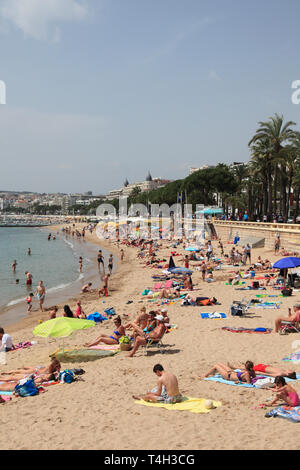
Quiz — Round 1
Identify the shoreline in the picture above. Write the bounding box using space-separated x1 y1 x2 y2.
2 223 122 334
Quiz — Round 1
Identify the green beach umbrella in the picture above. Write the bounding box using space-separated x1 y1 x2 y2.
33 317 96 351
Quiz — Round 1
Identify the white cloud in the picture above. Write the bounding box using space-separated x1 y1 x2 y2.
0 0 90 42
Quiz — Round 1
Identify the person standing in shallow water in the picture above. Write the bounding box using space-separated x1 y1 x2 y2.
36 280 46 312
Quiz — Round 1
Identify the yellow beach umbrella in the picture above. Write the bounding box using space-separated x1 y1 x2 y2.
33 317 96 351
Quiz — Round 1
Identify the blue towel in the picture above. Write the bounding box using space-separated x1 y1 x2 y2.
201 313 226 319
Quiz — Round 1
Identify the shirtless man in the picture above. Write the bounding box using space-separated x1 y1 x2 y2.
133 364 182 404
124 306 149 330
36 280 46 312
25 271 33 287
128 315 166 357
275 304 300 333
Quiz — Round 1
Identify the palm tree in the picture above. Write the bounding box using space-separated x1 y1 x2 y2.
249 113 296 220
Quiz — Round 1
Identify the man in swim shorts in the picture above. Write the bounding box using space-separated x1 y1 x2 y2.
35 281 46 312
133 364 182 404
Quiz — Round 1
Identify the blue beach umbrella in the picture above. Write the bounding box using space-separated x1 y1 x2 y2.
273 257 300 269
195 208 223 215
168 267 193 275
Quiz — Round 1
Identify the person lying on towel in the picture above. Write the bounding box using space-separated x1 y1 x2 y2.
183 294 218 306
200 361 256 384
133 364 183 404
227 361 296 380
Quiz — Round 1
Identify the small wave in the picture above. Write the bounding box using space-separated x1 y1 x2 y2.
7 297 26 307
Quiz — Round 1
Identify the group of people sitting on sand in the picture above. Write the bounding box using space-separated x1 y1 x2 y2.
83 306 170 357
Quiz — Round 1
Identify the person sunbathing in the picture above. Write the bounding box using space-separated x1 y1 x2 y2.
143 287 181 300
262 376 300 407
133 363 182 404
200 361 256 384
183 294 218 306
274 304 300 333
128 315 166 357
84 315 125 347
0 358 61 382
227 361 296 379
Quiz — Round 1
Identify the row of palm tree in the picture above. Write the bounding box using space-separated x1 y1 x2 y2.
226 113 300 222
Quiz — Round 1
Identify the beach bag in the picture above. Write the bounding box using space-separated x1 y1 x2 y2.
231 304 243 316
282 287 292 297
104 307 116 317
14 378 39 397
59 369 75 384
86 312 105 323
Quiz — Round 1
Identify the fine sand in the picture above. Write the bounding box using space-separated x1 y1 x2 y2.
0 224 299 450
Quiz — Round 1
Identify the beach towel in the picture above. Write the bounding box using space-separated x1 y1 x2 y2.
135 396 221 414
265 406 300 422
89 344 120 351
51 348 119 362
282 350 300 362
252 302 281 309
222 327 272 334
201 313 227 319
153 283 163 290
0 394 12 401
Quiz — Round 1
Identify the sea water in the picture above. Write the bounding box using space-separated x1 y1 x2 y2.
0 227 103 322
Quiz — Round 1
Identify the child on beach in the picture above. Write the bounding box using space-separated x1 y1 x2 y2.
79 257 83 273
26 293 34 313
263 376 300 407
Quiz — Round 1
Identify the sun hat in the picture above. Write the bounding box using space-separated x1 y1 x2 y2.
155 315 164 321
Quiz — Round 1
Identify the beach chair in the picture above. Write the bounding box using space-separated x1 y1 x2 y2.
280 312 300 335
142 330 167 355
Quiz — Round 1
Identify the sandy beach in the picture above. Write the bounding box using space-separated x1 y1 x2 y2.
1 224 300 450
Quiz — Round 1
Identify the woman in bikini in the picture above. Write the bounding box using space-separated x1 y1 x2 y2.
200 361 256 384
84 316 125 347
129 311 157 340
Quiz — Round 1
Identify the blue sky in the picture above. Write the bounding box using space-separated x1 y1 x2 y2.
0 0 300 194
